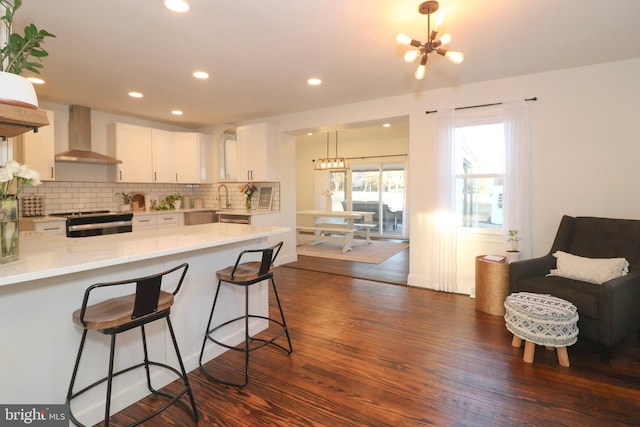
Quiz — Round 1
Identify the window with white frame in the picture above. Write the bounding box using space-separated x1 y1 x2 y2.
454 108 505 230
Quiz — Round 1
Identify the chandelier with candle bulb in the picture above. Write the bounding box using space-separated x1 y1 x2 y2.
396 1 464 79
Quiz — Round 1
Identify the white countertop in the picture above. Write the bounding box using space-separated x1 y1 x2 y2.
134 208 277 216
0 223 288 287
19 208 279 222
216 209 278 216
133 208 212 215
19 215 66 223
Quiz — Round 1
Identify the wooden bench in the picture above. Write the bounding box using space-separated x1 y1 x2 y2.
296 225 358 253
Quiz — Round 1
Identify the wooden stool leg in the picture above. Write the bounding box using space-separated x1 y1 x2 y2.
511 335 522 348
556 346 570 367
523 341 535 363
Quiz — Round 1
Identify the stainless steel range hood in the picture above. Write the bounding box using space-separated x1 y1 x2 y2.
55 105 122 164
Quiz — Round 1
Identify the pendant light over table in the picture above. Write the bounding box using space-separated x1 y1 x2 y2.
314 131 349 171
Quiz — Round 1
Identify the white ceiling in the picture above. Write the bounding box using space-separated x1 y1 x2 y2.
15 0 640 129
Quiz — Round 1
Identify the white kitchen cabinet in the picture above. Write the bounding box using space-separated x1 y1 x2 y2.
156 212 183 228
199 133 215 183
13 109 56 181
132 214 156 230
19 217 66 235
151 129 175 183
109 124 207 184
152 131 200 183
133 212 183 231
174 132 200 183
236 122 277 181
108 123 153 183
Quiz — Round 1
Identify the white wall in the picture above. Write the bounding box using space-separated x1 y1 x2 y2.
244 58 640 295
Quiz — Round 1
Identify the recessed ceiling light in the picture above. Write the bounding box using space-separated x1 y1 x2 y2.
307 78 322 86
164 0 189 13
193 71 209 79
27 77 44 84
128 91 143 98
307 132 313 136
171 110 184 116
382 123 391 128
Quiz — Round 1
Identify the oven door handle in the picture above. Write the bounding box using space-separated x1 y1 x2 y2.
68 220 133 232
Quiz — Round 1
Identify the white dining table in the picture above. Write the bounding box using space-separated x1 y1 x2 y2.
296 210 374 252
297 209 373 225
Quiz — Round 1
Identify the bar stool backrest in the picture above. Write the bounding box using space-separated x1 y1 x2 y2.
230 241 283 282
77 263 189 328
132 275 163 319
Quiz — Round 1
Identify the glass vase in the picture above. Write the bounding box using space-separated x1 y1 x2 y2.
0 199 19 264
245 197 252 211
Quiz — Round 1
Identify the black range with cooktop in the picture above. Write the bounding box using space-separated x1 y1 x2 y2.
49 211 133 237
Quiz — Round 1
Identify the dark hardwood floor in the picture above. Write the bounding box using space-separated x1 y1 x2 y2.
107 261 640 426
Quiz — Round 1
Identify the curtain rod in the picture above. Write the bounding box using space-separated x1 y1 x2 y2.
312 154 407 163
424 97 538 115
346 154 407 160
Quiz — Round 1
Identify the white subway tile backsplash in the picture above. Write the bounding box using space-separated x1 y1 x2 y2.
21 181 279 215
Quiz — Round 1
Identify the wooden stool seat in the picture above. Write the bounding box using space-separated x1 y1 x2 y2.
72 291 174 330
216 261 273 283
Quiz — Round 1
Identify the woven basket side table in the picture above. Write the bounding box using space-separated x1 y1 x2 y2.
475 255 510 316
504 292 579 367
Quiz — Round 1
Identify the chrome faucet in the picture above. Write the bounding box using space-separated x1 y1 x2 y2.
218 184 231 209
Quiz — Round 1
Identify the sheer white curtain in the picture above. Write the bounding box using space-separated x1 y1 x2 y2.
430 109 458 292
502 100 532 259
314 170 332 211
428 101 531 291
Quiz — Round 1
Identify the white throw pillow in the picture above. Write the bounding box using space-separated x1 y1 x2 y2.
547 251 629 285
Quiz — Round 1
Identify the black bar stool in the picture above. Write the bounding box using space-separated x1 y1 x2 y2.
66 263 199 426
199 241 292 387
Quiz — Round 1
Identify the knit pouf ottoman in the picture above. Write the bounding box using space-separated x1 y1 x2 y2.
504 292 579 367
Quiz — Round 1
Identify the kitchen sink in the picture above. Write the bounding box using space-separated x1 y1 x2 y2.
184 210 218 225
218 212 251 224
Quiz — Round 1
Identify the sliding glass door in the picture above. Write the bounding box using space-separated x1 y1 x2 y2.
345 161 406 238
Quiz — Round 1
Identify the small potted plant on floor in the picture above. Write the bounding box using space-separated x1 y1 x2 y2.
506 229 521 263
0 0 55 108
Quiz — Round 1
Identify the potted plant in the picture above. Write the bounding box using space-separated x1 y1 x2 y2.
0 159 41 263
0 0 55 108
156 194 182 210
506 229 521 263
240 182 257 210
170 193 183 210
115 192 133 212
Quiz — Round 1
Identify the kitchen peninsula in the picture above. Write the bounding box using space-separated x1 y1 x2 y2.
0 223 288 425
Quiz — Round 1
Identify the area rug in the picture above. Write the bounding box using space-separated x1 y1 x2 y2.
296 240 409 264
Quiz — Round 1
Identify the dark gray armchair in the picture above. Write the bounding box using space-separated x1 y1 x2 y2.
509 215 640 362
